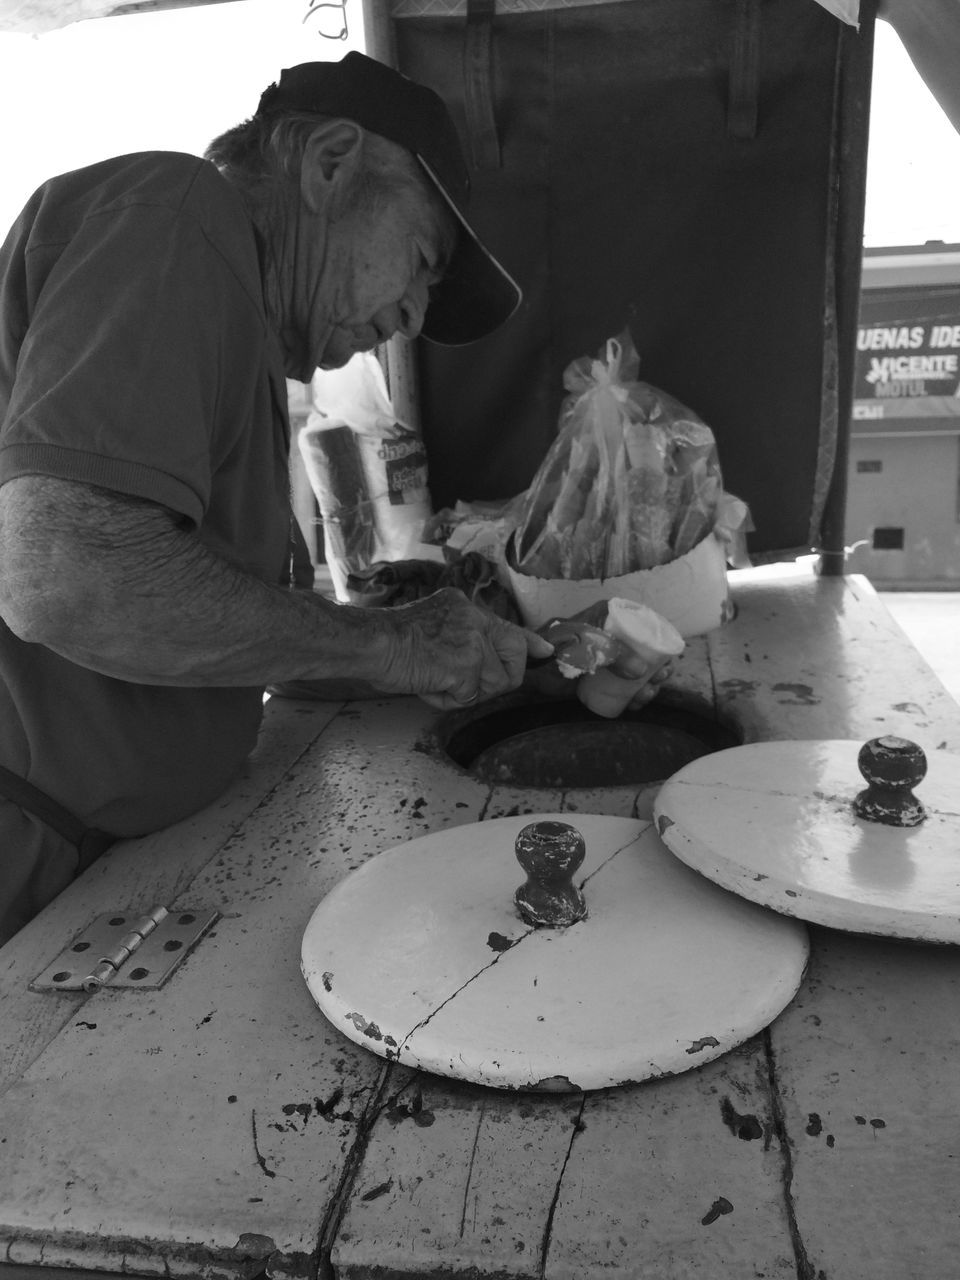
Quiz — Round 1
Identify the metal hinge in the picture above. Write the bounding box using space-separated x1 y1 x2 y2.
30 905 219 993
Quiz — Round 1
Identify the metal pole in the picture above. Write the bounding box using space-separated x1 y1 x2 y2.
819 3 876 576
361 0 396 65
361 0 423 427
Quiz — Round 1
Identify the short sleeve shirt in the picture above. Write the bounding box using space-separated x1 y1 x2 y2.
0 152 293 833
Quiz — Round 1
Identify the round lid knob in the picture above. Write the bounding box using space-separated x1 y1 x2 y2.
514 821 587 928
853 736 927 828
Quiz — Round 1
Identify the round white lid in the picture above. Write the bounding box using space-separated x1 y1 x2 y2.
654 739 960 943
301 813 809 1092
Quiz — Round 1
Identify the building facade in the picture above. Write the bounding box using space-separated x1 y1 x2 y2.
846 244 960 586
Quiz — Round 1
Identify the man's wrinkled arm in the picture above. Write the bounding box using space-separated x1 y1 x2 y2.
0 475 549 706
0 474 383 687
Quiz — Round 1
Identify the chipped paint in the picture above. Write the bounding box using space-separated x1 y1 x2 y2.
345 1013 383 1041
385 1090 436 1126
514 820 587 928
720 1097 764 1140
531 1074 581 1093
772 682 820 705
853 735 928 827
234 1232 277 1260
718 678 760 694
360 1179 393 1202
0 1225 315 1280
486 931 515 952
686 1036 721 1055
701 1196 734 1225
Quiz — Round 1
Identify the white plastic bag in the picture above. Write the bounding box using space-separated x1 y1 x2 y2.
299 353 433 601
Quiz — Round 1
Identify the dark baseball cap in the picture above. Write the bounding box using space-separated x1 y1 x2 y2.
256 52 521 345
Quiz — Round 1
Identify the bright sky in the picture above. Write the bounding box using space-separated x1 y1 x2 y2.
0 0 364 234
0 7 958 247
865 20 960 246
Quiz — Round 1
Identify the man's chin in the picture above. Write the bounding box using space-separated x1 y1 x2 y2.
318 334 367 371
319 332 386 371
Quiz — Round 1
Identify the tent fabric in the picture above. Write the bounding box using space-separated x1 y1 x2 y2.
0 0 860 35
1 0 144 33
0 0 238 33
391 0 858 20
395 0 858 555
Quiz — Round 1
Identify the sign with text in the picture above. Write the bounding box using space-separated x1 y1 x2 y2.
854 297 960 432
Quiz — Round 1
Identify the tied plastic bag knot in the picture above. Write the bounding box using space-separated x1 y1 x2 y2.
565 334 633 398
586 354 630 402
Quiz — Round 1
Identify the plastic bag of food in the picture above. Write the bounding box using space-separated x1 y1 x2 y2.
512 330 738 579
298 353 433 601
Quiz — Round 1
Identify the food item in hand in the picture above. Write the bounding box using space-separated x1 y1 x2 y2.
539 618 621 678
602 598 685 669
539 598 684 681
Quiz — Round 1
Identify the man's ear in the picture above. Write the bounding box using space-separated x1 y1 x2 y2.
300 119 365 211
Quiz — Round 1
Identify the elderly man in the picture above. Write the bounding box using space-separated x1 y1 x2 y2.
0 53 659 945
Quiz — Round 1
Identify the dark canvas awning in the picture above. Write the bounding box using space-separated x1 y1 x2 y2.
0 0 859 37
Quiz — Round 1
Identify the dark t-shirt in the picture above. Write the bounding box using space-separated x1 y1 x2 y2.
0 152 292 834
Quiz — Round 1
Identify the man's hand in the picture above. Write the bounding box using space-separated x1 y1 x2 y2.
368 587 554 709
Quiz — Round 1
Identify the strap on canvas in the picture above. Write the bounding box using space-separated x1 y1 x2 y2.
464 0 502 169
728 0 762 139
